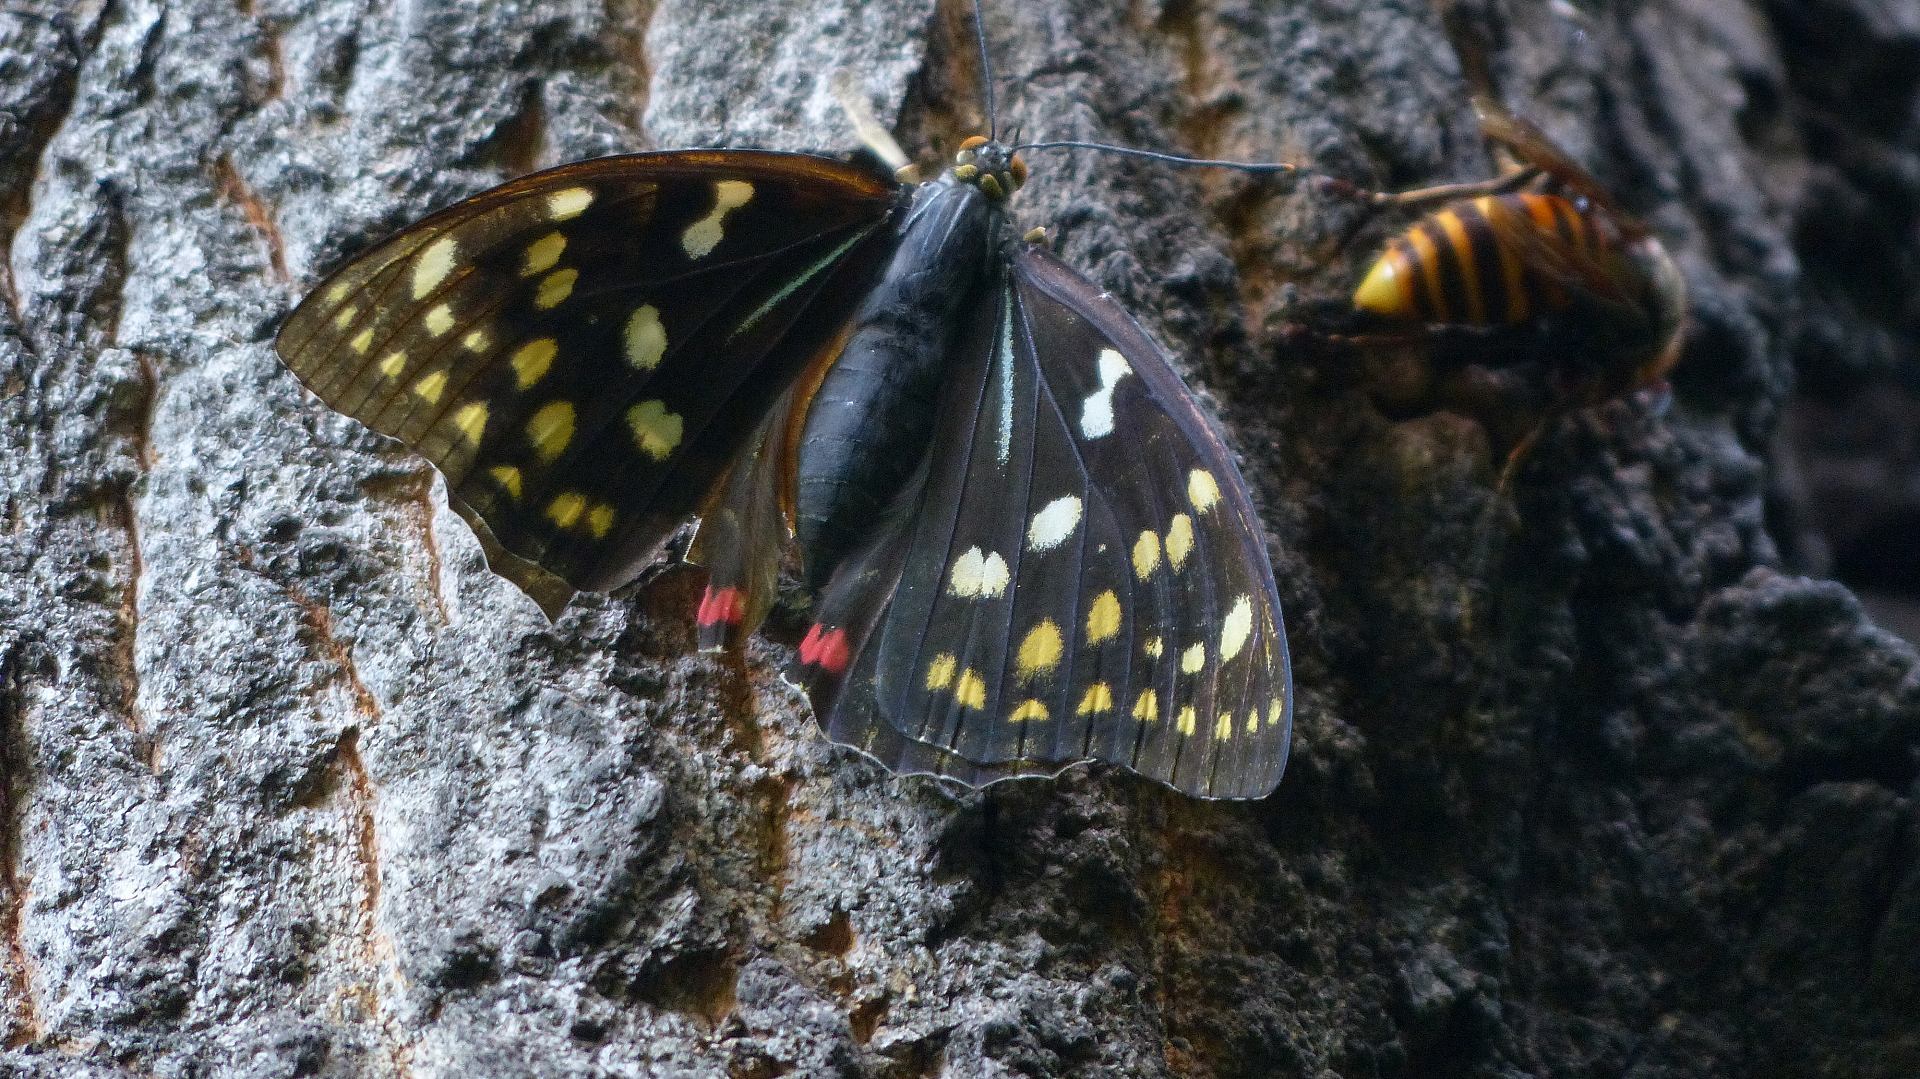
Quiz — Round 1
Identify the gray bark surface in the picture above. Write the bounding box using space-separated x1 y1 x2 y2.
2 0 1917 1076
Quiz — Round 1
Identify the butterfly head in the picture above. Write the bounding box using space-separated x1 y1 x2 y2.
951 135 1027 202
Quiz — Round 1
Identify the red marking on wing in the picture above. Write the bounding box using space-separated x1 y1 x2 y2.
697 585 746 627
798 623 850 674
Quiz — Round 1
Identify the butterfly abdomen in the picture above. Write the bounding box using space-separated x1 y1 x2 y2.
1353 192 1601 326
795 178 996 590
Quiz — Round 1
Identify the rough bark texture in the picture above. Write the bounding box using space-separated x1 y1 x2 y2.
3 0 1917 1076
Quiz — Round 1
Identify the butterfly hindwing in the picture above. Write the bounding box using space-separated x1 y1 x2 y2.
801 243 1292 799
277 151 902 615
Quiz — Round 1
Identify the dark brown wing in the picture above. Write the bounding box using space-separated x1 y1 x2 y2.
795 245 1292 800
277 151 903 617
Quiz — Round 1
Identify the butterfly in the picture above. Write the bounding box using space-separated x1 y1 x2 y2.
276 122 1293 800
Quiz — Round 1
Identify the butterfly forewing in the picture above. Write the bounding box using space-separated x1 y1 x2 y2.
805 244 1291 799
277 151 902 614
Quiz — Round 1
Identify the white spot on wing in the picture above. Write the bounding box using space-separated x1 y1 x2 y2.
1026 495 1083 552
1080 348 1132 439
948 546 1011 599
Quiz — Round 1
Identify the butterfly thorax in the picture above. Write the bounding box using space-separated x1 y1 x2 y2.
793 149 1017 591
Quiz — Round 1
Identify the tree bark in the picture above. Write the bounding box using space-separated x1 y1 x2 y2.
3 0 1917 1076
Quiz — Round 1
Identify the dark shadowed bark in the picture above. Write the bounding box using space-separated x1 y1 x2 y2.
3 0 1917 1075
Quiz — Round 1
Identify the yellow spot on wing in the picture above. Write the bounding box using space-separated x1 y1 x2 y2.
586 504 616 538
462 328 491 353
489 465 522 498
680 179 756 259
512 338 557 389
1215 711 1233 739
1220 596 1254 662
332 305 358 329
926 653 958 691
626 400 684 460
1188 469 1222 512
1132 530 1161 579
379 351 407 378
1009 699 1049 723
1177 705 1197 736
350 328 374 354
424 303 454 336
625 305 667 369
1016 620 1064 680
546 187 594 221
534 268 578 310
1245 711 1260 734
1165 513 1194 569
522 231 567 276
451 402 487 444
1144 637 1164 659
546 492 586 529
956 669 987 710
412 369 448 404
1268 696 1285 727
527 400 575 461
1085 591 1122 644
411 235 458 299
1180 642 1206 674
1132 690 1159 721
1076 683 1113 715
325 280 352 304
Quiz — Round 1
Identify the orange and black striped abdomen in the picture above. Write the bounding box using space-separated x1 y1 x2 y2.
1353 193 1597 326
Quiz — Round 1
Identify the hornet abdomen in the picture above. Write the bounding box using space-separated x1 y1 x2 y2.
1353 192 1611 326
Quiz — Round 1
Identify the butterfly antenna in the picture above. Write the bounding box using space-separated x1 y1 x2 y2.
970 0 997 138
1014 140 1427 207
1013 140 1304 177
